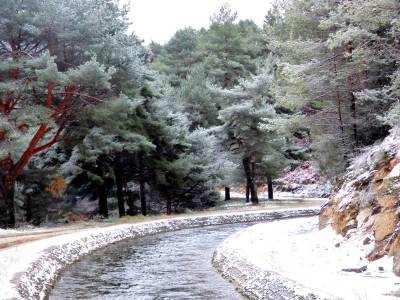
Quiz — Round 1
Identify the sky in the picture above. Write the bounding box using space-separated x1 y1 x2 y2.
127 0 273 44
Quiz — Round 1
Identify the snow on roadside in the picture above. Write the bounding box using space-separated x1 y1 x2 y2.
0 226 61 238
213 217 400 300
0 229 19 237
219 190 328 200
0 207 319 300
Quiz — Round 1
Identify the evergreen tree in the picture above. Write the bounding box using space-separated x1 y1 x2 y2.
62 96 154 217
146 78 235 212
217 62 286 203
0 0 139 227
152 28 200 85
198 4 258 88
266 0 399 175
178 66 220 130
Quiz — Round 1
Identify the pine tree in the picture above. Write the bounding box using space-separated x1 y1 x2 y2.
62 95 154 217
0 0 137 227
178 66 220 130
266 0 400 175
145 78 235 212
198 4 258 88
152 28 200 85
217 62 286 203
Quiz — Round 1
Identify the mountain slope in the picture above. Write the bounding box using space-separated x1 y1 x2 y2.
320 131 400 274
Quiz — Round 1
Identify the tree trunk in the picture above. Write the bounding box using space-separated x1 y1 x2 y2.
98 183 108 218
96 162 108 218
346 44 359 148
124 178 137 216
333 56 350 164
114 158 125 218
224 187 230 201
26 194 32 223
245 182 250 203
139 179 146 216
243 157 258 204
267 176 274 200
333 59 345 135
166 193 172 215
138 154 147 216
0 175 16 228
250 159 258 203
126 192 137 216
349 90 358 147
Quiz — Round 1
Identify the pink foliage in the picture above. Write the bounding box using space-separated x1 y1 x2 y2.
279 161 325 185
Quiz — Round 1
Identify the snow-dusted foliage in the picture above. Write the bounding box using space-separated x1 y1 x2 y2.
0 0 152 226
268 0 400 176
185 128 237 187
214 58 288 202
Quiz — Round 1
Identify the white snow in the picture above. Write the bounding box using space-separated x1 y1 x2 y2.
219 190 327 201
0 207 319 300
0 226 60 237
213 217 400 300
0 228 19 237
388 163 400 179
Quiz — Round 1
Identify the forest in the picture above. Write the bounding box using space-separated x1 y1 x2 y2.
0 0 399 229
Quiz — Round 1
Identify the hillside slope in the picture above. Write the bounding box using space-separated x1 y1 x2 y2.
320 130 400 274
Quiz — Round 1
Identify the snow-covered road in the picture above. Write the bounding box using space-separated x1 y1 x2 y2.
213 217 400 300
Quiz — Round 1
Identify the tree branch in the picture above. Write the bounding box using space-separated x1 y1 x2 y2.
33 123 66 154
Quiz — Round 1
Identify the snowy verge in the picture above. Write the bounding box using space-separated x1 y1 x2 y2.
213 217 400 300
0 208 319 300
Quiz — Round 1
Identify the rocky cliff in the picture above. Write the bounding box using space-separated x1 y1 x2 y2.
320 131 400 274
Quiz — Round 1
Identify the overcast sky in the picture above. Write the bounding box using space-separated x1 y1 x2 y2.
127 0 273 44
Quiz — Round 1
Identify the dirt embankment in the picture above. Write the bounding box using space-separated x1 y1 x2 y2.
320 131 400 274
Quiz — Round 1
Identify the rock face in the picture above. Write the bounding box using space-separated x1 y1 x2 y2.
320 131 400 274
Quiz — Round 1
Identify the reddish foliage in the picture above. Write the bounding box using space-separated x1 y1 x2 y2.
279 161 326 185
46 176 67 196
63 212 89 223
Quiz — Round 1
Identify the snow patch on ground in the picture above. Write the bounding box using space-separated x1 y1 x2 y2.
388 163 400 179
0 229 19 237
222 191 327 201
213 217 400 300
0 226 48 237
0 208 319 300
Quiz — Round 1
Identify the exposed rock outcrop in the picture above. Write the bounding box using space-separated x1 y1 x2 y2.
320 131 400 274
